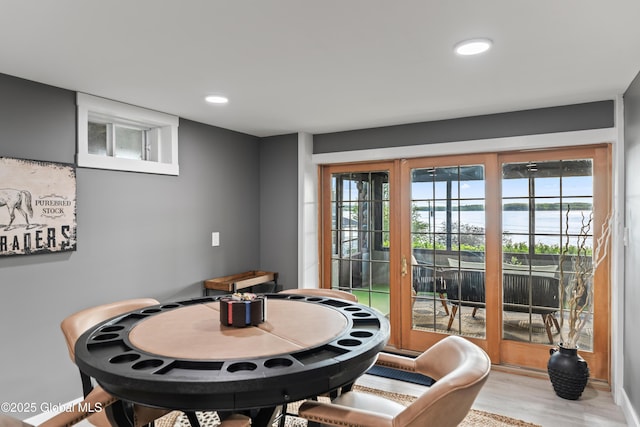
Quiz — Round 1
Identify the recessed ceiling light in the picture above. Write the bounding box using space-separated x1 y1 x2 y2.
454 38 492 56
205 95 229 104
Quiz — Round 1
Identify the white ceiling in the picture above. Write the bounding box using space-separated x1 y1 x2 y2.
1 1 640 138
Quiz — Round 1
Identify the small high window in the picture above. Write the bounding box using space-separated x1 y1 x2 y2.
77 93 179 175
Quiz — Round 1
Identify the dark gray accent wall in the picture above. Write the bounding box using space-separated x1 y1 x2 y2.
314 101 614 153
0 74 260 416
624 71 640 419
259 134 298 289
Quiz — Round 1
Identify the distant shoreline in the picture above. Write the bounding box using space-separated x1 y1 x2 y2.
415 203 592 212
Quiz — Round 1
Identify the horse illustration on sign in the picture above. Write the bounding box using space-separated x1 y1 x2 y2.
0 157 76 256
0 188 34 231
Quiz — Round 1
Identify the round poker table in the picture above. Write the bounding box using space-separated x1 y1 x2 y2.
74 293 390 414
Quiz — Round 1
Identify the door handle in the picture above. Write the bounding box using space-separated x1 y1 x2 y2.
401 255 408 277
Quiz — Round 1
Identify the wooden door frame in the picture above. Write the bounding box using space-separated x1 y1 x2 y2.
398 153 499 360
319 161 401 348
319 145 611 382
497 145 611 381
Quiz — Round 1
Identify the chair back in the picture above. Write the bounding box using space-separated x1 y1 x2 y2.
412 264 446 294
60 299 165 427
395 336 491 427
279 288 358 302
503 273 560 314
443 269 486 306
61 298 159 362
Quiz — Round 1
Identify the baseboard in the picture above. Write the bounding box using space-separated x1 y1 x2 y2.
620 388 640 427
491 363 613 392
24 397 82 425
381 345 420 358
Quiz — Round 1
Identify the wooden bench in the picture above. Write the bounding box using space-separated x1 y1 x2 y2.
202 270 279 296
440 269 561 343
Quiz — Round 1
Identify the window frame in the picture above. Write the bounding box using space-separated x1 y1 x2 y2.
77 93 179 175
320 145 611 381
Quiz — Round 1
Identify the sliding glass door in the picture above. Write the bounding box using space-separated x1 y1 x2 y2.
400 154 499 353
320 161 399 347
320 146 611 380
499 148 611 380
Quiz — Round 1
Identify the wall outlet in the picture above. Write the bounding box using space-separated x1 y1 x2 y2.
212 232 220 247
623 227 630 247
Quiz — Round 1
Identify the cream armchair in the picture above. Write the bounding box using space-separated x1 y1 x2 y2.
298 335 491 427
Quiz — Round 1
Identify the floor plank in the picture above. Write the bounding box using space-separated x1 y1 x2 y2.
71 369 628 427
356 369 628 426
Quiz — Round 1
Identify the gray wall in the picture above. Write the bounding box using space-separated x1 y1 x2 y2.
0 74 261 415
0 70 627 418
314 100 614 153
259 134 298 289
624 71 640 419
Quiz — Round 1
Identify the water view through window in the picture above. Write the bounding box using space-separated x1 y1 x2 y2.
502 160 594 351
409 160 595 351
410 165 487 339
323 148 609 378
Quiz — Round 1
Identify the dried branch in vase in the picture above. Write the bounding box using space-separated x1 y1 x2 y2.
558 206 612 349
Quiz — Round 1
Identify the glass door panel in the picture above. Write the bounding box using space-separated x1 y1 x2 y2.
501 159 594 350
330 171 391 316
410 164 486 339
323 146 609 381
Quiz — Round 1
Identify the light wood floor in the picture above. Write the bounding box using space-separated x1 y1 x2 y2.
356 368 628 426
71 369 628 427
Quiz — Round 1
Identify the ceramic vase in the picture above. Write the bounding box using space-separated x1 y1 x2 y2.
547 344 589 400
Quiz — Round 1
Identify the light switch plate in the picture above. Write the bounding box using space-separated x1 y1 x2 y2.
212 232 220 247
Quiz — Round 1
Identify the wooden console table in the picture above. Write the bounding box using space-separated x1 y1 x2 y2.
202 270 278 296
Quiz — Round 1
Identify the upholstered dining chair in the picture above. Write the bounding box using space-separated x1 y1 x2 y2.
61 299 167 427
298 335 491 427
276 287 358 426
60 299 251 427
0 386 117 427
279 288 358 302
0 388 250 427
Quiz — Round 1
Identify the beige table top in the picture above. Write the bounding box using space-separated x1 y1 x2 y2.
128 298 348 360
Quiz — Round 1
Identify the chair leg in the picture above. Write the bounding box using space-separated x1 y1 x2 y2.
439 293 449 315
80 372 93 398
447 305 458 330
277 404 287 427
543 314 554 344
338 381 354 395
107 401 135 427
551 314 561 332
185 412 201 427
472 307 478 317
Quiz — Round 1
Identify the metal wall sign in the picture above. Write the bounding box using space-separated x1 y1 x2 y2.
0 157 76 256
